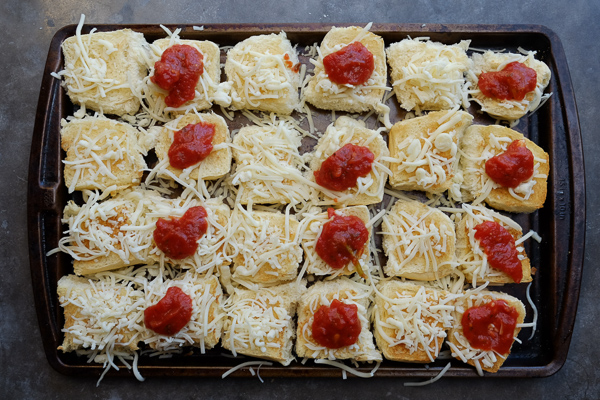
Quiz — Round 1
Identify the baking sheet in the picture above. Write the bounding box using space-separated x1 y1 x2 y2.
27 23 585 379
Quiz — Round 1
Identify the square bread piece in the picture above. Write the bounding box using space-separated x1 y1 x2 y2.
145 38 227 117
467 50 552 121
147 197 232 274
386 38 471 112
296 278 381 362
303 25 387 113
61 190 155 276
455 204 532 286
373 280 455 363
142 273 224 352
459 124 550 213
60 28 147 116
222 282 306 365
300 206 372 277
225 32 300 115
227 210 302 285
153 112 232 181
57 274 143 353
231 122 310 205
381 199 457 281
447 290 525 373
60 116 147 193
309 116 390 206
388 109 473 194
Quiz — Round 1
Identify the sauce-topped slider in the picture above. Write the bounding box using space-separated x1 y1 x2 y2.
225 32 301 115
303 24 388 114
60 115 148 194
222 282 306 365
455 204 532 286
448 290 526 374
299 206 372 278
309 116 390 206
295 278 381 362
386 38 471 112
56 17 148 116
381 199 457 281
467 50 551 121
459 124 549 213
388 109 473 195
152 112 232 182
142 36 230 119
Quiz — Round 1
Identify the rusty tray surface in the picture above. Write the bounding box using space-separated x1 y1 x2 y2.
28 23 585 379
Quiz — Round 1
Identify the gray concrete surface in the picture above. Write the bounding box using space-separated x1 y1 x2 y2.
1 0 598 399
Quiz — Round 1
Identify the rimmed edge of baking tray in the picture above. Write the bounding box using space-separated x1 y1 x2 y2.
28 23 585 379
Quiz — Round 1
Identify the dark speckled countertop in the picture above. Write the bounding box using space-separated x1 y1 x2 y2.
2 1 598 398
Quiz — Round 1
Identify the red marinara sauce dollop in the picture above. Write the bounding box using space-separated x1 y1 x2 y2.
461 299 520 354
144 286 193 336
478 61 537 101
168 122 215 169
153 206 208 260
312 299 362 349
323 42 374 86
485 139 534 188
315 208 369 269
474 221 523 283
152 44 204 108
314 143 375 191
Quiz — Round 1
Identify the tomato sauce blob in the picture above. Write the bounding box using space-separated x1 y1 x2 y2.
323 42 374 86
474 221 523 283
485 139 534 188
152 44 204 108
153 206 208 260
314 143 374 191
478 62 537 101
168 122 215 169
144 286 193 336
461 299 520 354
312 299 362 349
283 53 300 73
315 208 369 269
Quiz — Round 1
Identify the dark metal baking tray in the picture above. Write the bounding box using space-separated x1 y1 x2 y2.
28 23 585 379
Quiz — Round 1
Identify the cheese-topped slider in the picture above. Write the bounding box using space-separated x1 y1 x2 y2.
153 112 232 182
57 18 148 116
57 274 143 353
459 124 549 213
141 37 230 120
381 199 457 281
225 209 302 286
296 278 381 362
230 121 310 205
455 203 532 286
448 290 526 374
225 32 301 115
388 109 473 195
222 281 306 365
60 115 147 193
386 38 471 112
467 50 551 121
300 206 372 278
309 116 390 206
373 280 456 363
303 25 388 113
141 272 224 353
